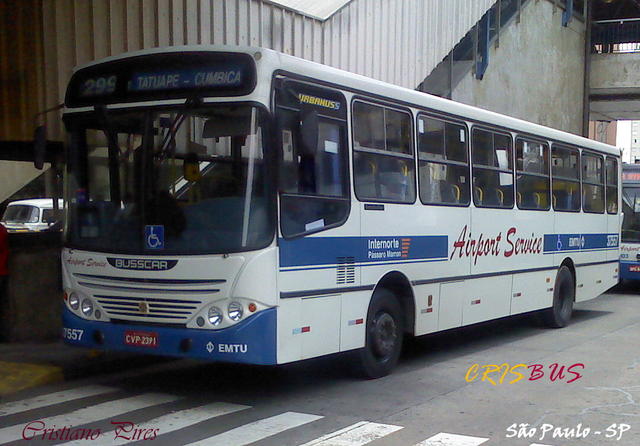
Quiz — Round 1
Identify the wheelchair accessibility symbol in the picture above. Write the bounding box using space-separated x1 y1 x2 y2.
145 225 165 250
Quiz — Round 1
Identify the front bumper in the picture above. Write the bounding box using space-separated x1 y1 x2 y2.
62 307 277 365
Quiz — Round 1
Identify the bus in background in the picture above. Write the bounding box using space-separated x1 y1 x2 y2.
57 46 620 378
621 163 640 282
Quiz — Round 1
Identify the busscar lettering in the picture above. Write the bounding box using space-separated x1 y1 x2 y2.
114 258 169 270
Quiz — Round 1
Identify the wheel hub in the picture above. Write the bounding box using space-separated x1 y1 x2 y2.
372 312 397 358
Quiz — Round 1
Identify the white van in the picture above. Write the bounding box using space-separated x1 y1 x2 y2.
1 198 63 232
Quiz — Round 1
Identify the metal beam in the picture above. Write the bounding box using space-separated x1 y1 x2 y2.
590 94 640 101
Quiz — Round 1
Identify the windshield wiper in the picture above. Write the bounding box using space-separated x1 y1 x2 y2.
157 97 203 160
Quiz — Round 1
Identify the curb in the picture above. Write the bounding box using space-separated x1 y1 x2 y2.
0 361 64 397
0 350 172 398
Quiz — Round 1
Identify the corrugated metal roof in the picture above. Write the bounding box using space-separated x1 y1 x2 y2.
265 0 352 20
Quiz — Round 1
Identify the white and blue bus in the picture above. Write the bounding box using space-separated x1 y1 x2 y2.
60 46 621 377
621 163 640 282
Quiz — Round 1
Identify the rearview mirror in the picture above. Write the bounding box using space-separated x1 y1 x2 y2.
203 116 250 139
33 125 47 170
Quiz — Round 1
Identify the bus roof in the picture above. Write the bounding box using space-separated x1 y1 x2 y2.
67 45 620 158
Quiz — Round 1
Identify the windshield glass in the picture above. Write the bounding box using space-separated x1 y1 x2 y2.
2 205 38 223
64 105 274 254
623 185 640 243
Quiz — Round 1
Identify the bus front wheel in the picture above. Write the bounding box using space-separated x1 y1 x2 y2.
543 265 575 328
355 289 404 379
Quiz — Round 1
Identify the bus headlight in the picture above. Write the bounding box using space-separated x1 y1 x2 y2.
228 302 243 321
208 307 223 326
69 293 80 310
81 299 94 317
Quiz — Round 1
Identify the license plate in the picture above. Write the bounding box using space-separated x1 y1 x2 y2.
630 266 640 272
124 330 158 348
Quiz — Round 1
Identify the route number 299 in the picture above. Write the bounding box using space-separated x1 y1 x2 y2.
63 328 84 341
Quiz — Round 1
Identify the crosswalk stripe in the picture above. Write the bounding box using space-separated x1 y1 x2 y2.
60 401 250 446
299 421 403 446
0 393 178 445
414 432 489 446
185 411 323 446
0 385 117 417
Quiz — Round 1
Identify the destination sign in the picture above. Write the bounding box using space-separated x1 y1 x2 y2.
65 52 256 107
129 68 242 92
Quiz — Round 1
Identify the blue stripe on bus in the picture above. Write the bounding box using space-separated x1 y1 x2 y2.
543 233 619 254
281 257 448 272
279 235 449 268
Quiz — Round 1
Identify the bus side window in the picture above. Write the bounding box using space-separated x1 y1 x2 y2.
417 115 470 206
471 128 514 208
353 101 416 203
606 157 618 214
515 138 550 210
551 145 581 212
582 153 605 214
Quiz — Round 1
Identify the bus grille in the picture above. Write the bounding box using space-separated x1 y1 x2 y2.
73 273 224 322
94 295 202 321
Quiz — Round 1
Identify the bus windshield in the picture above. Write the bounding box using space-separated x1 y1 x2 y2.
623 185 640 243
64 105 274 255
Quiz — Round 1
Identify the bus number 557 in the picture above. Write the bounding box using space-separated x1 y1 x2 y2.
63 328 83 341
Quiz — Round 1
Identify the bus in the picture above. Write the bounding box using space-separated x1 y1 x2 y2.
59 46 621 378
621 163 640 282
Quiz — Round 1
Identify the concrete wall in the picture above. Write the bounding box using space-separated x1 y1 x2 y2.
452 0 586 135
590 52 640 121
0 232 62 342
591 52 640 93
0 161 48 204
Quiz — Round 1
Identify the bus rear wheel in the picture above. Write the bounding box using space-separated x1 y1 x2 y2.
355 289 404 379
543 265 575 328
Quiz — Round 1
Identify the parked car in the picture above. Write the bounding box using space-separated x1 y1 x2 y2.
1 198 63 232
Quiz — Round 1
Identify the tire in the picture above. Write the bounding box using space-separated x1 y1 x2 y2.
354 289 404 379
543 265 575 328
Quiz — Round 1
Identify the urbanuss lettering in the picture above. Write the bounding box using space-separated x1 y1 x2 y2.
107 258 178 271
